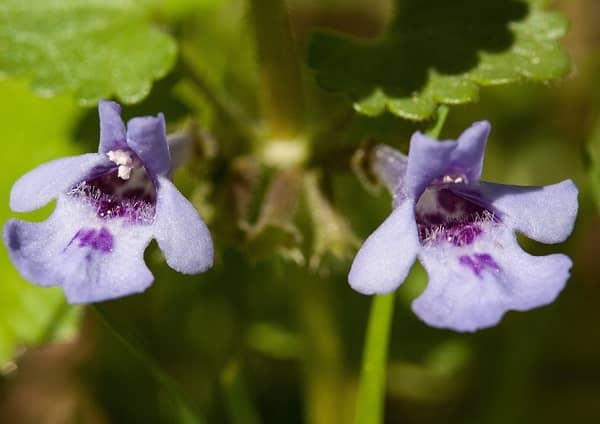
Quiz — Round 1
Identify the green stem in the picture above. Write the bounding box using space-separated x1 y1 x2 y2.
354 105 450 424
221 360 262 424
92 306 205 424
354 293 395 424
249 0 305 137
425 105 449 138
297 271 350 424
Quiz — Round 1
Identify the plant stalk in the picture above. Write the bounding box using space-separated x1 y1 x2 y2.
354 105 450 424
249 0 305 138
354 293 395 424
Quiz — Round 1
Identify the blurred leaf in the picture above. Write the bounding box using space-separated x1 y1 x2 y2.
303 172 360 274
242 169 305 264
0 80 82 366
148 0 220 18
588 118 600 211
179 0 258 105
387 340 471 403
397 262 428 306
221 361 261 424
309 0 569 120
424 339 471 374
246 322 303 360
0 0 176 105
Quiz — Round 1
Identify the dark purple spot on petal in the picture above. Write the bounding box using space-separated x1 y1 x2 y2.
459 255 480 276
77 228 95 245
459 253 500 278
70 227 113 253
474 253 500 271
6 224 21 250
93 227 114 252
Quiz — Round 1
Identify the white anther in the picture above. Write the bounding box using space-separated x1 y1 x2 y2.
107 149 135 180
117 165 133 179
442 175 465 184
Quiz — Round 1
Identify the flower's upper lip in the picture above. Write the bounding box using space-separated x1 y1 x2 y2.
404 121 491 200
98 99 171 180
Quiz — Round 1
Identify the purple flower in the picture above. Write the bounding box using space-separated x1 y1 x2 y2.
3 101 214 304
348 122 578 331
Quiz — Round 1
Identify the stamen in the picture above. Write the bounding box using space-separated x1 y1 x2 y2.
442 174 466 184
107 149 136 180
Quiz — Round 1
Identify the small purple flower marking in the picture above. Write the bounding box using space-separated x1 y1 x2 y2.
3 100 214 304
459 254 500 278
349 122 578 331
69 227 114 253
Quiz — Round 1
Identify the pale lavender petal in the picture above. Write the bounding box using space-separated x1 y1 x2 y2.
3 195 154 303
98 100 127 153
406 132 456 199
412 224 571 332
61 224 154 304
406 121 490 199
348 201 419 294
372 144 409 206
477 180 578 244
153 176 213 274
9 153 112 213
126 114 170 177
453 121 490 181
4 218 64 287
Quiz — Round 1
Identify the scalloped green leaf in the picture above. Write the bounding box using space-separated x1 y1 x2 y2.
0 0 176 106
308 0 570 121
0 80 82 366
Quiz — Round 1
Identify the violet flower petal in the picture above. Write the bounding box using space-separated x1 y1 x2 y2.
405 132 456 199
9 153 112 213
349 201 419 295
4 195 155 303
406 121 490 198
372 144 409 206
477 180 579 244
153 176 214 274
454 121 490 181
61 226 154 304
4 217 65 287
412 225 571 332
126 114 170 177
98 100 127 153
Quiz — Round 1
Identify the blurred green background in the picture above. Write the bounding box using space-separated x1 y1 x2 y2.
0 0 599 423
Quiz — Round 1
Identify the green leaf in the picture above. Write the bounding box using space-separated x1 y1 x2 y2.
308 0 569 121
587 117 600 212
0 0 176 105
0 80 82 366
